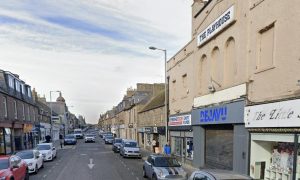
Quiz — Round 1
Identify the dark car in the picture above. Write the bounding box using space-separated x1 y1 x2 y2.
64 134 77 145
104 136 114 144
0 155 29 180
112 138 122 152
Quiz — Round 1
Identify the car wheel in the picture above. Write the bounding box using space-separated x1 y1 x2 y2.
142 167 147 178
35 165 39 174
152 174 157 180
24 169 29 180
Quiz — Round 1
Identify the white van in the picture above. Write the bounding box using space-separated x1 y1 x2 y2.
74 129 83 139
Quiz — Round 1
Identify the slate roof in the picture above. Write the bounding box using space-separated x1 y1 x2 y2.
139 90 165 113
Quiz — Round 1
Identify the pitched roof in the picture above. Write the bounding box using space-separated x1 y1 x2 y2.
139 90 165 113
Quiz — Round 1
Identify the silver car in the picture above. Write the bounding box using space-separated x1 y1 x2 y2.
188 169 252 180
119 139 141 158
143 154 187 180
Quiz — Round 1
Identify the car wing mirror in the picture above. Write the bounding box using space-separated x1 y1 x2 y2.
52 147 56 150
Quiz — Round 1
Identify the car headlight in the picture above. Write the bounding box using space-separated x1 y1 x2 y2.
158 171 164 178
0 177 6 180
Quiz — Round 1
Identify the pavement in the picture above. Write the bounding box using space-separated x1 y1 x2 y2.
30 136 197 180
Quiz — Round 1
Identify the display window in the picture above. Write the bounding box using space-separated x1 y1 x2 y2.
250 133 295 180
171 137 182 156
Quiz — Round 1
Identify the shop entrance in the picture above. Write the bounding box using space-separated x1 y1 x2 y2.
205 125 233 170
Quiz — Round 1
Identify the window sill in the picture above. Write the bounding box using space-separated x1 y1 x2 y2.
254 66 275 74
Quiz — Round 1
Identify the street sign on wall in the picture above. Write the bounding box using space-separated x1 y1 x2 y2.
244 99 300 128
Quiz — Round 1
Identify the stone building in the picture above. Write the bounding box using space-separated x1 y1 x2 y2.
167 0 300 177
138 90 166 153
0 69 38 154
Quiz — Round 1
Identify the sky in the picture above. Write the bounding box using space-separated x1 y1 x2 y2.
0 0 193 124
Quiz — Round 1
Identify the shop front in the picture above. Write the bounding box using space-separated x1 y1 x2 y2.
144 127 153 151
245 98 300 180
169 113 193 165
23 123 34 149
40 122 51 142
138 128 145 147
192 100 249 174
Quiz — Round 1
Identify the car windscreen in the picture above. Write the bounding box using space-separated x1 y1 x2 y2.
124 142 137 147
65 135 75 139
74 131 82 134
37 144 51 150
106 136 113 139
16 151 34 159
154 157 181 167
114 139 122 143
0 159 9 169
86 135 94 137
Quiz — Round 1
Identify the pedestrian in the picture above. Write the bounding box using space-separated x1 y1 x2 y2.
164 142 171 156
152 139 157 153
59 133 63 149
45 135 51 143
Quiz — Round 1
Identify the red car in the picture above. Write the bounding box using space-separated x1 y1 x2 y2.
0 155 29 180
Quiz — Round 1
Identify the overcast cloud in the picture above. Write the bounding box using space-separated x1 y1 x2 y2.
0 0 192 124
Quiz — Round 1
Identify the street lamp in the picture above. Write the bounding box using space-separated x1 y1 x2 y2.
149 46 168 144
50 90 61 141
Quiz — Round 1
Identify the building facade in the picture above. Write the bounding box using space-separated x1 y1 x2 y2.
167 0 300 177
0 70 38 154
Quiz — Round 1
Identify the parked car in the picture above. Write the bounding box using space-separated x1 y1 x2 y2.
102 133 113 140
104 136 114 144
16 150 44 174
64 134 77 145
120 139 141 158
143 154 187 180
112 138 123 153
188 169 252 180
0 155 29 180
36 143 57 161
74 129 84 139
85 134 96 143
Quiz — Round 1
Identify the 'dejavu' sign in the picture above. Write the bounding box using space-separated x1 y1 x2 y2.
200 107 227 122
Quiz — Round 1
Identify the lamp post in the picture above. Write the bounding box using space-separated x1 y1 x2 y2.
149 46 168 144
50 90 61 141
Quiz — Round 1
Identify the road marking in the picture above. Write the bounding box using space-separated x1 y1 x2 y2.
88 158 95 169
43 175 47 178
80 154 87 156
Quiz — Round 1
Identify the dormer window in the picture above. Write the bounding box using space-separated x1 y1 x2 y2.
8 75 14 89
21 84 26 95
15 80 21 92
27 87 32 98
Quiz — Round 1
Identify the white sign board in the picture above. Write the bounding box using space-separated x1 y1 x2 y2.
244 99 300 128
169 114 191 126
197 5 235 47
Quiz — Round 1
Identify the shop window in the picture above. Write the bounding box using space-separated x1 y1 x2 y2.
186 137 193 160
250 133 294 180
171 137 182 156
0 129 4 154
257 23 275 72
4 128 11 154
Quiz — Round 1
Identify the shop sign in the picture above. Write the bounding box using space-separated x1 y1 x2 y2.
23 124 33 133
169 115 191 126
192 100 245 125
197 5 235 47
245 99 300 128
144 127 152 133
138 128 144 132
119 124 125 129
